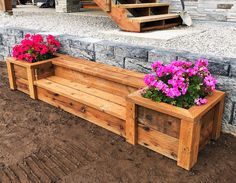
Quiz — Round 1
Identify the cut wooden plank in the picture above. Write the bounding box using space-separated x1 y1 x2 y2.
189 90 225 121
54 66 138 97
129 14 180 23
115 3 169 9
6 62 16 90
128 90 194 122
37 87 125 136
15 78 29 94
55 54 145 79
34 79 126 120
46 76 126 106
177 120 200 170
138 124 179 160
52 58 144 89
126 101 137 145
137 106 181 138
14 65 28 80
27 68 36 99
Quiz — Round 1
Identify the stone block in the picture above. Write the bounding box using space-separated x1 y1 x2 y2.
148 49 178 64
216 76 236 93
96 57 124 68
222 97 234 124
4 28 23 37
71 47 95 61
95 40 116 56
2 35 16 46
230 60 236 77
0 46 10 57
71 37 100 51
115 44 150 60
125 57 151 73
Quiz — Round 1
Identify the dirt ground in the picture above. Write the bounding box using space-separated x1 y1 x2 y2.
0 62 235 183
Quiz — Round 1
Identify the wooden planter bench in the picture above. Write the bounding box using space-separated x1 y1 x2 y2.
6 54 145 137
126 90 225 170
6 54 225 170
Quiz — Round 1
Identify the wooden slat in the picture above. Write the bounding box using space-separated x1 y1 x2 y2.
126 101 137 145
177 120 200 170
37 87 125 136
14 65 28 80
52 56 145 89
54 66 137 97
199 107 215 149
128 90 194 122
189 90 225 121
34 79 126 120
46 76 126 106
15 78 29 94
137 106 181 138
115 3 169 9
138 124 179 160
57 54 145 79
129 14 180 23
6 61 16 90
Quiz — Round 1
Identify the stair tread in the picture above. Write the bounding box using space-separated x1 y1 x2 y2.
115 3 169 9
52 55 145 89
129 14 180 23
34 77 126 120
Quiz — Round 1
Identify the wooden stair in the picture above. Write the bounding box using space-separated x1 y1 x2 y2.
91 0 182 32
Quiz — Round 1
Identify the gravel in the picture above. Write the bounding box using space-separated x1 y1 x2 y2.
0 5 236 58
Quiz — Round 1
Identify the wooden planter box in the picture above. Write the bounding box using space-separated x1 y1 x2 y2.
126 90 225 170
6 57 55 98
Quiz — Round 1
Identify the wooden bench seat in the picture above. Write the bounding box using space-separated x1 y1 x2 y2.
34 76 126 120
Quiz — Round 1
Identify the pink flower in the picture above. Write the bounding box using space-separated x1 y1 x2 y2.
195 98 208 106
12 34 60 62
204 75 217 91
151 61 162 71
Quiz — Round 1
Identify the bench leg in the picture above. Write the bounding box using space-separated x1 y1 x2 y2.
177 120 200 170
6 62 16 90
126 101 137 145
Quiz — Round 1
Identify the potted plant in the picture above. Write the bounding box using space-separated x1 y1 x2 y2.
126 59 225 170
6 34 60 99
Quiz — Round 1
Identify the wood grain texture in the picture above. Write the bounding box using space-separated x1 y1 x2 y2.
177 120 201 170
27 67 36 99
138 124 179 160
37 87 126 137
6 61 16 90
47 76 126 106
34 79 126 120
52 57 144 89
126 101 137 145
14 65 28 80
137 106 181 138
15 78 29 94
54 66 138 98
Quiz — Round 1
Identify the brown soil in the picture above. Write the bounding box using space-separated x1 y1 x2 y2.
0 62 236 183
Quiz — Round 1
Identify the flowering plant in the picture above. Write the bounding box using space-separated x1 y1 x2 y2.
12 34 60 63
142 59 217 109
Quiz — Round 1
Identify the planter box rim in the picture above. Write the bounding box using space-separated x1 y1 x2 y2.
127 90 225 122
6 54 62 68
